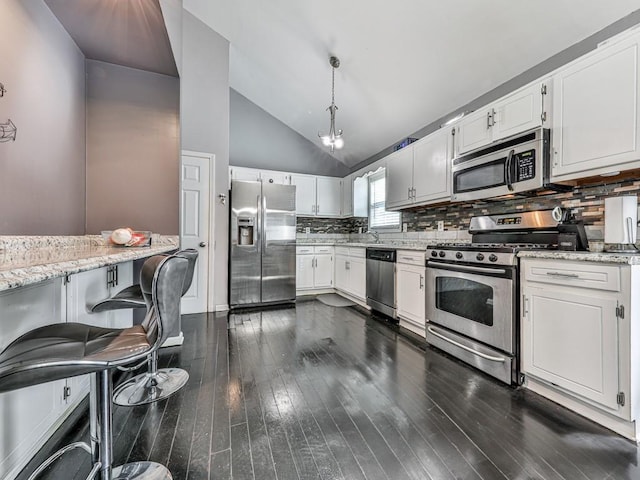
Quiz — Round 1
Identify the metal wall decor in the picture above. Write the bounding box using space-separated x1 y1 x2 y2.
0 119 16 142
0 81 16 142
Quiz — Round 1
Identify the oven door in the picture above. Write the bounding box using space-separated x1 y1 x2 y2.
426 260 516 354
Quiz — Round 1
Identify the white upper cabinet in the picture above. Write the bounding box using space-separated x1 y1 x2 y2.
385 147 414 209
229 166 261 182
413 129 451 205
261 171 291 185
291 174 341 217
551 32 640 180
290 174 317 215
229 166 291 185
316 177 342 216
456 81 547 155
386 128 452 210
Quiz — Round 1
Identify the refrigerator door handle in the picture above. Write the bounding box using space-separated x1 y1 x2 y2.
256 194 262 253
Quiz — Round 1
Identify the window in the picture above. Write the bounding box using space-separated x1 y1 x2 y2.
368 169 401 230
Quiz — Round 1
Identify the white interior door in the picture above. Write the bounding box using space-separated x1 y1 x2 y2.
181 151 212 314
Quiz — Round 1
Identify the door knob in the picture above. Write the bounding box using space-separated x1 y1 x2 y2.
199 241 206 248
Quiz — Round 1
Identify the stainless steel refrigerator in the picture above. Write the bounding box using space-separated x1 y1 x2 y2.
229 180 296 308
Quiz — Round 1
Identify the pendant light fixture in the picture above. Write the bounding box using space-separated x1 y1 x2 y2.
318 55 344 152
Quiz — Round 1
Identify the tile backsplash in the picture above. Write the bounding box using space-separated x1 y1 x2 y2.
297 177 640 239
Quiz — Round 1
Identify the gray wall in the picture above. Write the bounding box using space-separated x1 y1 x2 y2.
85 60 180 235
181 11 230 309
352 8 640 172
0 0 86 234
230 89 349 177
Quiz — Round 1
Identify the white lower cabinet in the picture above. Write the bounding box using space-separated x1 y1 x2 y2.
520 258 639 439
0 262 134 479
334 247 366 301
296 246 334 292
396 251 426 337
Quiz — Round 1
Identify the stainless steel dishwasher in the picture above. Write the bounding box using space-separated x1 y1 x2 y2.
366 248 397 318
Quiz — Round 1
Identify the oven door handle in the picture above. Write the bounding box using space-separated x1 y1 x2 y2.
427 326 506 363
427 261 507 276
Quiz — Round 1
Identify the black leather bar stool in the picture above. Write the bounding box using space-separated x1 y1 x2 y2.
0 254 189 480
91 249 198 407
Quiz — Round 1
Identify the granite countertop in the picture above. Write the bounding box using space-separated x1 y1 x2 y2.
0 235 179 292
518 250 640 265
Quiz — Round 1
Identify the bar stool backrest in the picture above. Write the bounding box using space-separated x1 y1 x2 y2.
140 254 189 349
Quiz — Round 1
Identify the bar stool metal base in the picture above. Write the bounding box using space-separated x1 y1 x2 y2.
113 368 189 406
113 461 172 479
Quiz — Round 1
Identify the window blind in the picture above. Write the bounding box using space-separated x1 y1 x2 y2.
369 170 401 229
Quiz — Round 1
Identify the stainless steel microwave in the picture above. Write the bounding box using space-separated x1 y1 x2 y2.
451 128 552 202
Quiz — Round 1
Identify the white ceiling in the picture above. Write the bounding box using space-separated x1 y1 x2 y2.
185 0 640 167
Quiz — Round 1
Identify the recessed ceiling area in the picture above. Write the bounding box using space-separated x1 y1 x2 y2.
185 0 640 167
45 0 177 77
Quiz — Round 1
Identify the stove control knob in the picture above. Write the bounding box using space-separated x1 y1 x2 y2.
455 252 463 259
438 250 446 258
476 253 485 261
489 254 498 262
430 250 438 258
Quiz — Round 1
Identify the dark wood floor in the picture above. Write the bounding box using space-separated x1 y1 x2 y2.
19 299 640 480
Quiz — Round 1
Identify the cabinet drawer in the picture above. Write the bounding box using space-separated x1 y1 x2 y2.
522 259 621 292
349 248 366 258
397 250 425 266
314 246 334 254
335 246 350 256
296 246 314 255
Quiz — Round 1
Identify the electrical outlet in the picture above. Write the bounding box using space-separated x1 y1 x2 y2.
402 223 408 232
437 220 445 231
305 227 310 234
358 227 363 234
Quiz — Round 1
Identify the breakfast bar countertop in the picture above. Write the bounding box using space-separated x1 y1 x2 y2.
0 235 179 292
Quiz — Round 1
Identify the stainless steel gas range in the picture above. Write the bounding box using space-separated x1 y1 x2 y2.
425 209 588 384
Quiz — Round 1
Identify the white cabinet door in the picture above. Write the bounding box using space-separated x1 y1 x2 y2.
314 254 334 288
551 35 640 179
522 286 620 410
457 82 545 155
296 254 314 290
396 263 425 327
385 147 414 209
109 262 133 329
316 177 342 217
230 166 261 182
261 171 290 185
412 129 451 205
349 256 366 300
291 174 317 216
456 108 494 154
335 255 349 292
66 268 111 328
493 82 544 140
341 176 353 217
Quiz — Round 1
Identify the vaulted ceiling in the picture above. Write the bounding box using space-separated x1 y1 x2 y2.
186 0 640 167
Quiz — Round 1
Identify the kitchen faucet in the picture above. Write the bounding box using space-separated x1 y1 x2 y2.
368 230 380 243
